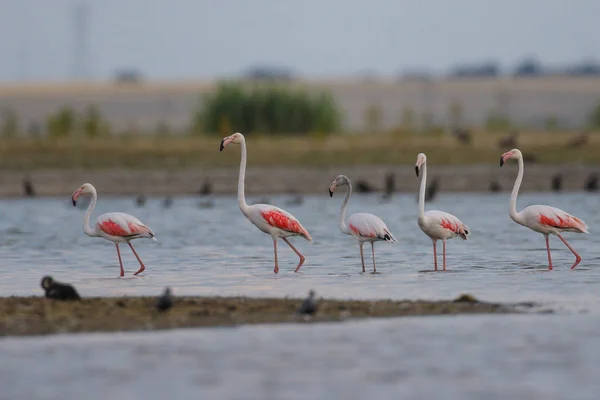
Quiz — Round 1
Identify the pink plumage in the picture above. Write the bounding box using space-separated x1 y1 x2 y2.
221 132 312 274
329 175 397 273
96 212 156 240
259 207 312 241
347 213 396 242
72 184 156 277
501 149 588 270
416 153 471 271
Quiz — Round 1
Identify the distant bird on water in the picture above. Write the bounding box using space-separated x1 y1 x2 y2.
23 178 36 197
135 195 147 207
72 183 156 277
329 174 397 273
489 179 501 193
584 173 598 192
551 173 562 192
297 290 318 315
41 276 80 300
500 149 588 270
156 287 173 312
381 172 395 201
162 196 173 208
220 132 312 274
416 153 470 271
199 179 213 196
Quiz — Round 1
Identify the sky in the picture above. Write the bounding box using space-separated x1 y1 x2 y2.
0 0 599 82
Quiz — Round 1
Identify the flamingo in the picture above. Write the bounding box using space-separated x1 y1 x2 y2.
220 132 312 273
415 153 470 271
71 183 156 277
328 175 397 273
500 148 589 270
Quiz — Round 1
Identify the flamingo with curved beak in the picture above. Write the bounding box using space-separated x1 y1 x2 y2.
72 183 156 277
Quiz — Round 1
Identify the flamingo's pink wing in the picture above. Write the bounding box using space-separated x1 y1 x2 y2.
347 213 397 242
428 210 469 238
535 206 588 232
97 213 154 238
347 214 378 238
98 218 130 236
260 208 312 240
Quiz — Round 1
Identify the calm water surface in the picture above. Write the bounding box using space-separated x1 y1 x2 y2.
1 191 600 399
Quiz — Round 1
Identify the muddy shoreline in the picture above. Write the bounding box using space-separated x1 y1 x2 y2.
1 163 599 197
0 294 539 337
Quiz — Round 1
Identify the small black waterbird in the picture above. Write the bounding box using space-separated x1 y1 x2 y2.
297 290 318 315
156 287 173 312
40 276 81 301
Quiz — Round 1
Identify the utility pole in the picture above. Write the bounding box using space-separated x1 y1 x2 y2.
71 1 91 80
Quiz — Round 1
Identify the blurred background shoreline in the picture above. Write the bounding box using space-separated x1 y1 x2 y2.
3 1 600 196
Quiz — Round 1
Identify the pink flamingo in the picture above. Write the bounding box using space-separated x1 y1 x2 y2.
329 175 397 273
416 153 470 271
220 132 312 273
71 183 156 277
500 149 589 270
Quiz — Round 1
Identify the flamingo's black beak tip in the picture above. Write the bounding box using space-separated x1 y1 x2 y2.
415 166 419 177
328 189 333 197
72 199 77 207
500 157 504 167
219 139 225 152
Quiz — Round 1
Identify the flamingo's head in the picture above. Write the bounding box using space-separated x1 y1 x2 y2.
328 175 350 197
219 132 244 151
500 148 522 167
415 153 427 177
71 183 95 207
41 276 54 290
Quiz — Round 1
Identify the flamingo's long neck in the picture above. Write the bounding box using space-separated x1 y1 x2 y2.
83 189 98 237
338 181 352 235
418 162 427 218
237 138 250 216
509 156 525 223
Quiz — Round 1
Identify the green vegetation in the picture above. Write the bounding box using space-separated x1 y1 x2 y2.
193 81 342 135
0 108 19 138
588 99 600 129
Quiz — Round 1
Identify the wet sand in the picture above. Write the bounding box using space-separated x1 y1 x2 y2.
0 294 537 337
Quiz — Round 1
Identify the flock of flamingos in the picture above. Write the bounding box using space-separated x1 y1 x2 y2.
70 132 589 276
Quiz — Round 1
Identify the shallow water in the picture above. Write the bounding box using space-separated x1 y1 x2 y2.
1 191 599 309
1 191 600 398
1 315 600 400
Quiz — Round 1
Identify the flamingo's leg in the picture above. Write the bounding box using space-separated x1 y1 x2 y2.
282 237 305 272
442 239 447 271
273 238 279 274
545 235 553 271
359 242 366 273
128 242 146 275
115 243 124 277
432 240 438 271
371 242 376 273
557 234 582 270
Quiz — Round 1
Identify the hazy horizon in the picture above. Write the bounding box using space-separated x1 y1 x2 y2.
1 0 599 82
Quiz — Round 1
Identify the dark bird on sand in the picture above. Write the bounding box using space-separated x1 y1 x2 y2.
452 128 472 145
156 287 173 312
40 276 81 301
297 290 318 315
